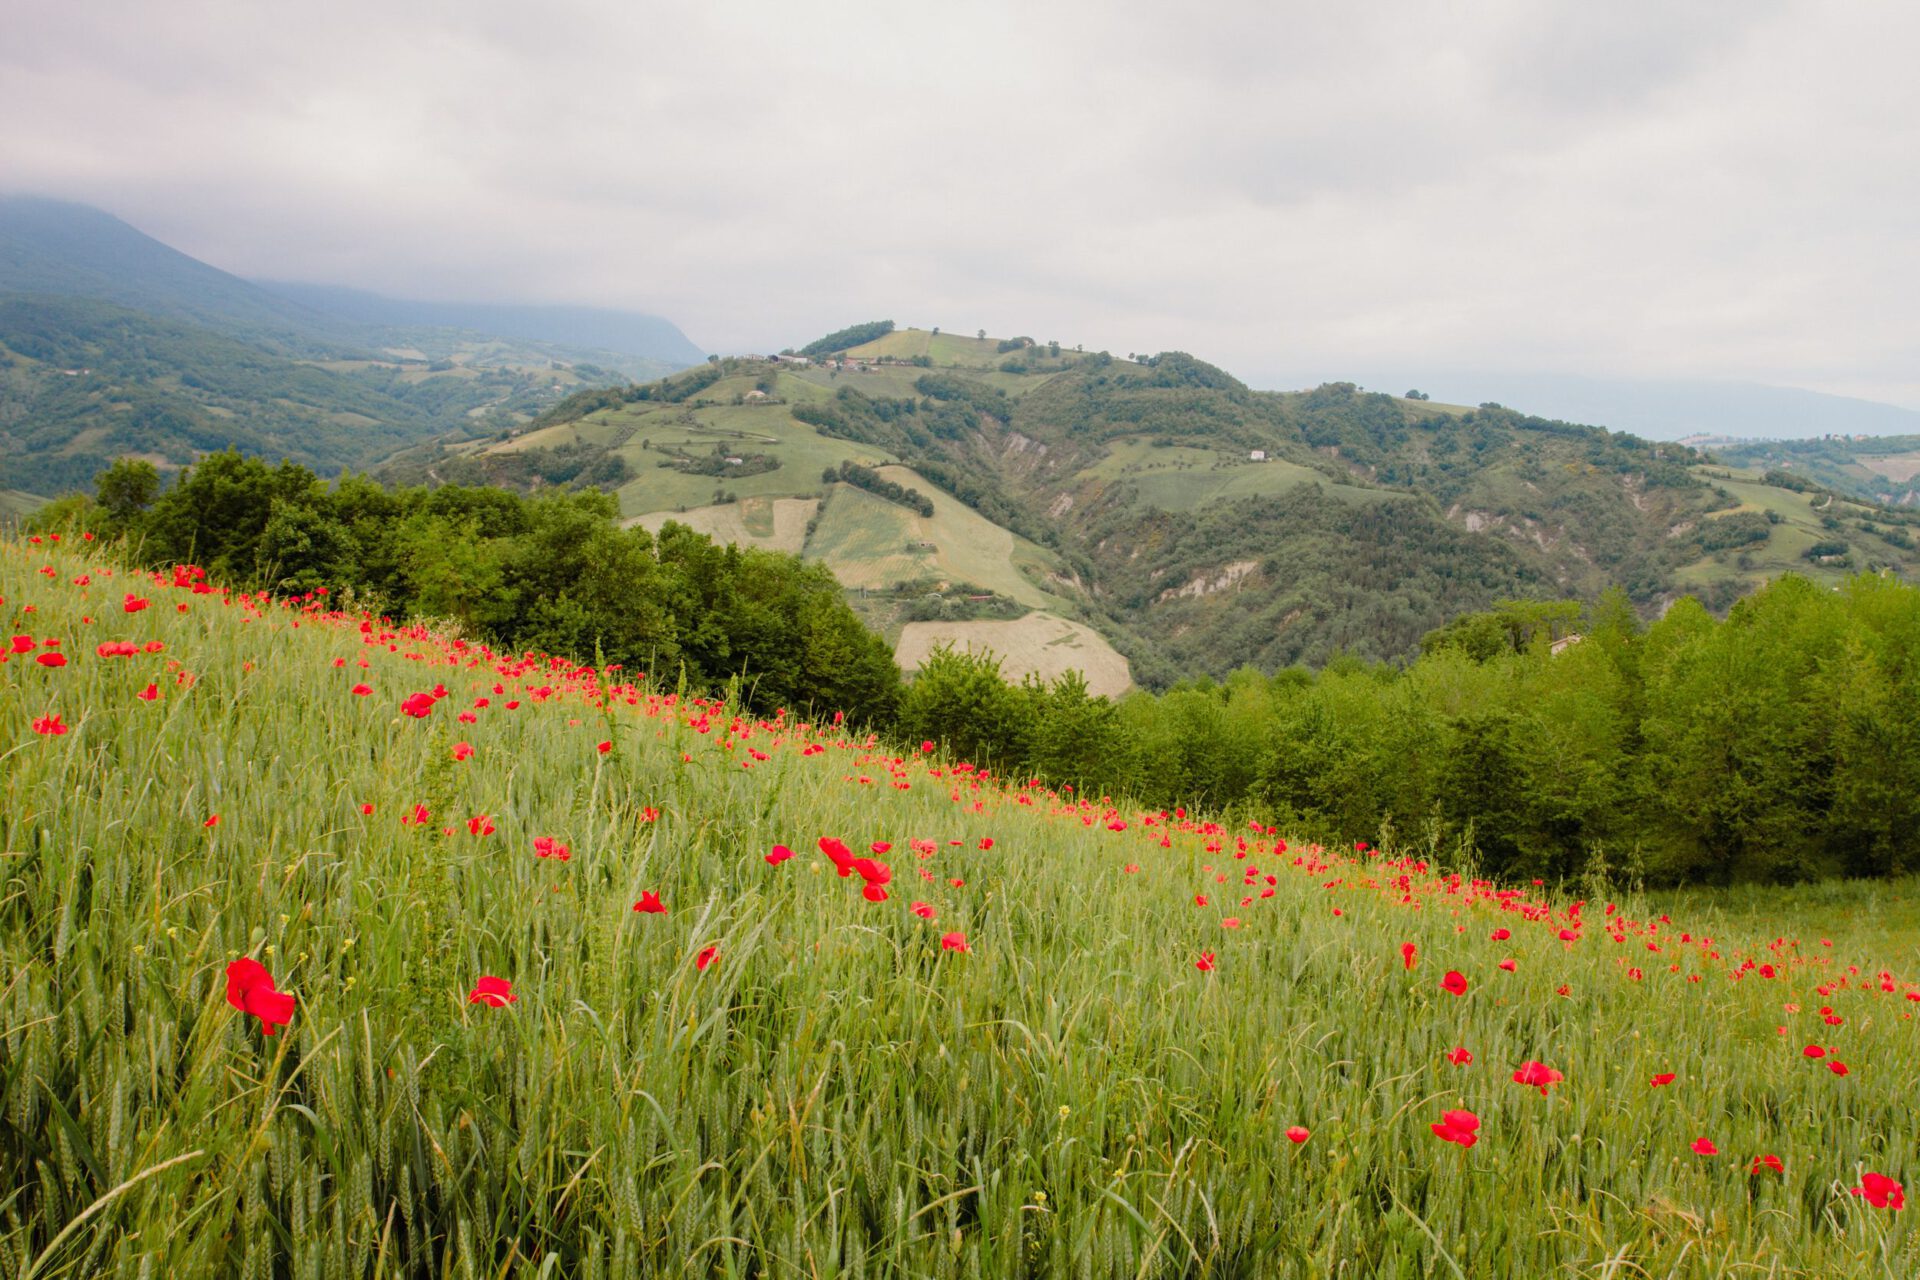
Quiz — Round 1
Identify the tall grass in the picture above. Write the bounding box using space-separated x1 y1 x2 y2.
1 535 1915 1277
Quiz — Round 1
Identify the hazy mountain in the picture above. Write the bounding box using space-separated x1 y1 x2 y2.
1278 370 1920 442
0 195 354 355
257 281 706 370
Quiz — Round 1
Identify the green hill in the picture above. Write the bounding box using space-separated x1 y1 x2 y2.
433 328 1920 688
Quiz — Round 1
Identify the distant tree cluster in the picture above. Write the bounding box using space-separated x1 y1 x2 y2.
821 461 934 517
798 320 894 359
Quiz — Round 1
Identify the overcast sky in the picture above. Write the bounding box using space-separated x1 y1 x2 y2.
4 1 1916 406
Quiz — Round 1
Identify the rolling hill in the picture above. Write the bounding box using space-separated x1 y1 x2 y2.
398 326 1920 690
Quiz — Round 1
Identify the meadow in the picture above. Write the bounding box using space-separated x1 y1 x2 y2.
1 533 1915 1278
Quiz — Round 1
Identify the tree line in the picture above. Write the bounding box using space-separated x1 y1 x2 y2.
896 579 1920 886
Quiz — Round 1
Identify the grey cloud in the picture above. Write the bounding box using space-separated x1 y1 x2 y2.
0 0 1915 406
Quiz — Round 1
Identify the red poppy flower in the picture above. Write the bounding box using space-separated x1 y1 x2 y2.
31 714 68 736
1750 1154 1784 1174
468 976 516 1007
1828 1061 1850 1077
862 882 889 902
1852 1173 1905 1209
911 901 936 920
137 683 159 702
34 652 66 668
361 803 375 815
451 742 473 761
821 837 856 876
695 945 719 970
466 814 494 837
1441 970 1468 996
1513 1061 1563 1094
920 740 935 753
400 692 434 718
1285 1126 1310 1144
1431 1108 1480 1148
8 635 35 654
766 844 794 865
978 837 993 850
1802 1044 1825 1059
1195 952 1215 972
940 932 970 953
225 958 296 1034
596 740 612 754
533 837 570 862
1649 1072 1676 1087
1691 1137 1718 1156
633 891 667 914
1401 942 1417 971
1447 1047 1473 1066
123 595 149 613
204 815 220 829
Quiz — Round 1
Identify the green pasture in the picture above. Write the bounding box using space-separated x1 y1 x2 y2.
1079 438 1390 513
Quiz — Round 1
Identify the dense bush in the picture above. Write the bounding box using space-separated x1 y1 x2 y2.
52 450 900 722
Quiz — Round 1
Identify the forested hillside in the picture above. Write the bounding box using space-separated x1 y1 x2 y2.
0 295 617 494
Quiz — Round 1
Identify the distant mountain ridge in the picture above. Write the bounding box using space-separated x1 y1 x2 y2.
1293 369 1920 442
256 281 707 370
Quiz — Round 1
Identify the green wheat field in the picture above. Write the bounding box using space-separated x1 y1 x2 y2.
2 533 1915 1278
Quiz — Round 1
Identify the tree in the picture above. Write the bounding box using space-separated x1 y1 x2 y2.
95 457 161 530
899 645 1030 766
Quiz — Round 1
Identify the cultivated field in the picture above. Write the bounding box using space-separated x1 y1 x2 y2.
804 467 1071 611
2 534 1915 1277
630 495 817 555
896 611 1133 698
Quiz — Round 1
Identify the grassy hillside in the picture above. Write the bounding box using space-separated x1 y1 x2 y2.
3 535 1916 1275
409 357 1130 690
